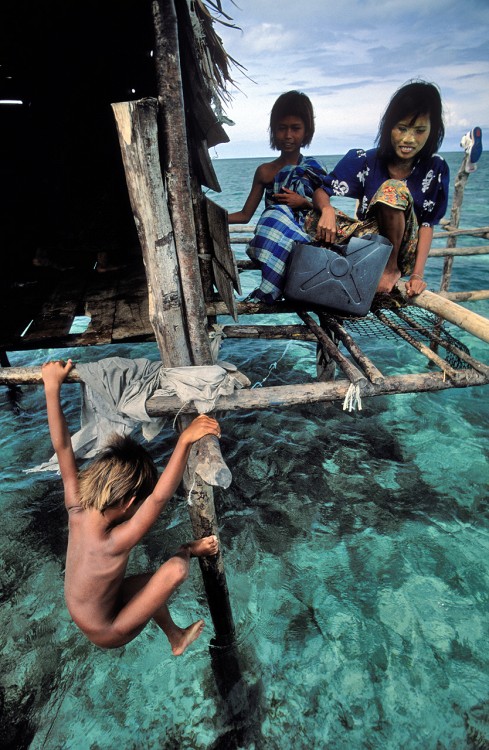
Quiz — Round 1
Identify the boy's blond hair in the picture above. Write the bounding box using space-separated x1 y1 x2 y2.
78 434 158 511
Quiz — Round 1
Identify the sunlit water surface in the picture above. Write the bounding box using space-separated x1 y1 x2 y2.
1 153 488 749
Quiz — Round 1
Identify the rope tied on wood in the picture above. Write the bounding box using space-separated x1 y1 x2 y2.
342 383 363 412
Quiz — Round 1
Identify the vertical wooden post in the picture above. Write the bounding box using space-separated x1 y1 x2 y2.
151 0 212 366
111 98 192 366
440 154 471 293
148 0 237 647
184 470 235 644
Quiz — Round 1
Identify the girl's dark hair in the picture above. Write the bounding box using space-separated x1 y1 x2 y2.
269 90 315 149
376 80 445 161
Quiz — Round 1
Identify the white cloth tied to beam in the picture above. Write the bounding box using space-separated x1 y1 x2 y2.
28 356 245 473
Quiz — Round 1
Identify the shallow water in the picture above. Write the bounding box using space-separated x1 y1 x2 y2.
1 153 488 749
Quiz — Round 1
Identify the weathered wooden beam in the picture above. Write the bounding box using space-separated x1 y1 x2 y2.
298 311 367 386
440 154 471 292
183 460 235 644
2 368 487 403
145 370 489 413
398 282 489 344
429 245 489 257
317 312 384 385
222 324 316 341
0 366 83 385
111 98 191 366
207 300 300 316
435 225 489 239
151 0 236 647
152 0 212 366
230 225 489 241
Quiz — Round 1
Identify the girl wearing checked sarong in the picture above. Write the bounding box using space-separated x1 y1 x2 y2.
228 91 327 303
309 80 450 297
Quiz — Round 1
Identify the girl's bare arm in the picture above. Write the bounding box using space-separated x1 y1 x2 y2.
312 188 337 243
405 225 432 296
227 165 268 224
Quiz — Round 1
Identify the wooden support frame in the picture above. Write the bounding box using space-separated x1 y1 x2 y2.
299 311 367 386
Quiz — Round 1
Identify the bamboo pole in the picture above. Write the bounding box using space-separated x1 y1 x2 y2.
145 370 489 413
235 246 489 269
2 367 487 402
435 225 489 238
222 324 317 341
318 312 384 385
429 245 489 257
442 290 489 302
230 225 489 242
207 300 309 316
397 282 489 344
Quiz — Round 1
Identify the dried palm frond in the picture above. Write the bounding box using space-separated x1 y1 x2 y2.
189 0 247 104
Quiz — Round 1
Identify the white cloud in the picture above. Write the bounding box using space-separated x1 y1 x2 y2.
214 0 489 156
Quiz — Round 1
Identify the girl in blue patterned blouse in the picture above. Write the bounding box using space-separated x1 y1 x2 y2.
309 81 449 296
228 90 328 302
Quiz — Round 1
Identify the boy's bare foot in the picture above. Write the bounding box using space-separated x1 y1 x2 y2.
171 619 205 656
377 267 401 294
181 535 219 558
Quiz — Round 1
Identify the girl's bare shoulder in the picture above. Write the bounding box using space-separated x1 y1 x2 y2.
255 158 282 184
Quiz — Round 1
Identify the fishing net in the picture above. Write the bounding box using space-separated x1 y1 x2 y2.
339 306 472 370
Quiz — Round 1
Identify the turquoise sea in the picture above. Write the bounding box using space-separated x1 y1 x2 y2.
1 152 488 749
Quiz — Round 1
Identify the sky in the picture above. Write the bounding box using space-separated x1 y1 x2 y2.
210 0 489 158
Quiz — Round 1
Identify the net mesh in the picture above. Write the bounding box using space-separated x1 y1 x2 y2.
340 306 472 370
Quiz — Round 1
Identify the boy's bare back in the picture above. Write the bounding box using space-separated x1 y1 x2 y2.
64 506 219 645
64 503 136 641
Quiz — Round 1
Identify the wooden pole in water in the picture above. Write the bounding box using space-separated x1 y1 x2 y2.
440 152 472 293
150 0 236 647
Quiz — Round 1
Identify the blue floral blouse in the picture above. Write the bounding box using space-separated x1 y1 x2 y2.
320 148 450 227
